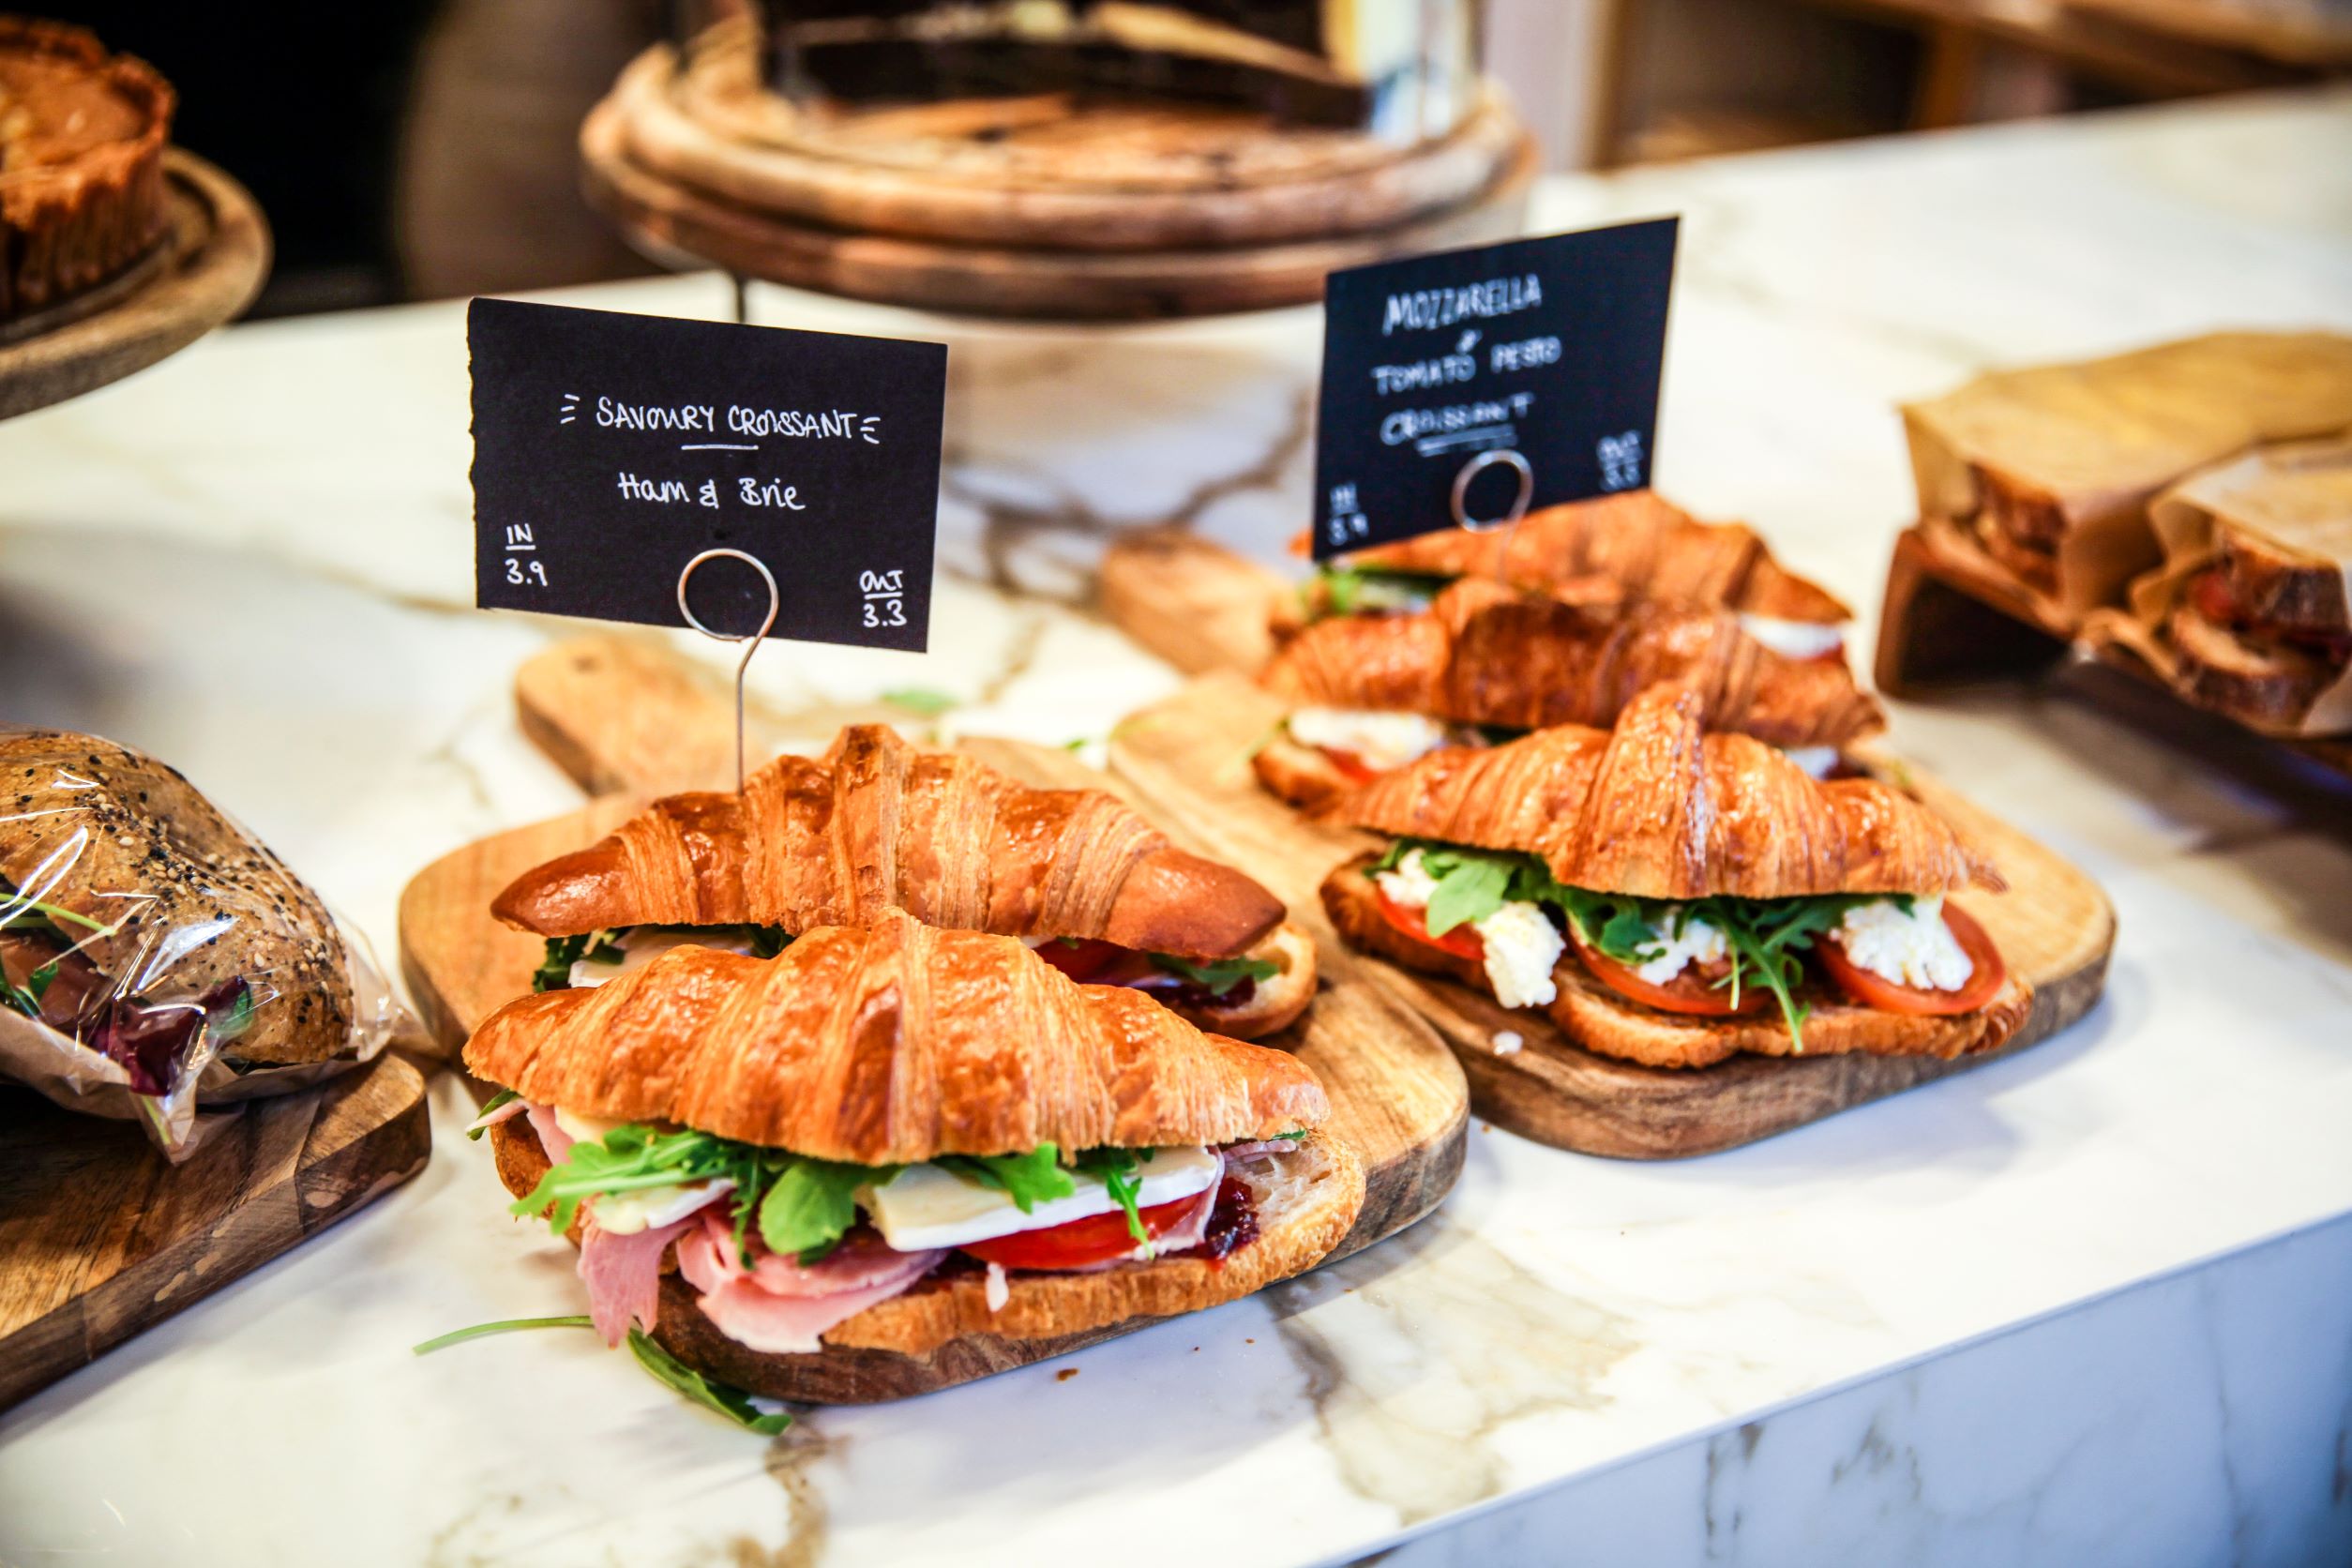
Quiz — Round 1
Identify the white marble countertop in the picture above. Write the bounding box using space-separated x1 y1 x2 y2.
4 87 2351 1567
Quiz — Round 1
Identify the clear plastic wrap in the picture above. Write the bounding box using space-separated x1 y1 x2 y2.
0 729 417 1160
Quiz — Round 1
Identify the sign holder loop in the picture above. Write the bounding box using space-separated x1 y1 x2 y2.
676 547 779 792
1450 445 1534 561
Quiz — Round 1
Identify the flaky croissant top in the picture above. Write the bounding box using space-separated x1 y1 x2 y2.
1262 580 1883 748
463 908 1329 1163
494 724 1283 957
1324 684 1999 900
1340 492 1852 623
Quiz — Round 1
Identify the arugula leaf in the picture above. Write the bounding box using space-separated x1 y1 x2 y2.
1306 565 1451 622
1072 1147 1153 1251
208 981 255 1041
1271 1128 1308 1141
882 686 958 717
1423 854 1514 938
511 1123 749 1237
466 1087 521 1140
931 1144 1075 1214
532 934 589 993
411 1314 593 1354
1145 952 1279 998
757 1157 885 1263
628 1330 792 1434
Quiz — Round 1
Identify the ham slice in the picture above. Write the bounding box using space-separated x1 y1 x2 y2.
524 1102 573 1161
464 1096 531 1138
578 1211 701 1346
674 1212 942 1355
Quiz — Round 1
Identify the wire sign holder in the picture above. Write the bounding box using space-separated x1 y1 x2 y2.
676 547 780 792
1450 445 1534 555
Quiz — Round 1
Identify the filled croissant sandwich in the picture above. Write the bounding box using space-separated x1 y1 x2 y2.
1254 577 1884 812
464 907 1364 1395
1316 684 2030 1070
1289 490 1851 661
494 723 1317 1039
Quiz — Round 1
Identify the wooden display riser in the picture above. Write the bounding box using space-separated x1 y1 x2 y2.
1877 520 2352 784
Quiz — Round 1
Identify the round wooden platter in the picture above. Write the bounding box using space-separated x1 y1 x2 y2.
1108 671 2117 1160
394 637 1467 1402
610 29 1532 251
0 150 269 422
580 53 1537 318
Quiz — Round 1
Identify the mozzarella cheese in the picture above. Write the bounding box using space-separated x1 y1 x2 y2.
1738 613 1847 663
1834 896 1973 990
1781 746 1841 780
1631 912 1729 985
570 927 761 989
862 1146 1222 1252
1377 851 1561 1009
1287 706 1451 772
1474 900 1565 1009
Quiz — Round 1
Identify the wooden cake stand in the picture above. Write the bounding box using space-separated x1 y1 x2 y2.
0 149 269 422
580 25 1537 320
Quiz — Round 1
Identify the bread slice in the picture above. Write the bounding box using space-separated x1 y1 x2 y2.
1251 724 1377 813
490 1111 1364 1390
2213 523 2352 641
1321 859 2029 1071
1181 919 1318 1038
2164 601 2342 732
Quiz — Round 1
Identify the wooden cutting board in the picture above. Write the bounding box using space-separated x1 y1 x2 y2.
1109 671 2116 1159
393 639 1467 1399
0 1052 430 1410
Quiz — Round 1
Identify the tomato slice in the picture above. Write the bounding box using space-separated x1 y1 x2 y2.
1034 938 1158 986
1816 901 2006 1015
1568 927 1767 1017
1375 888 1485 961
2190 568 2239 626
959 1185 1214 1271
1319 746 1385 786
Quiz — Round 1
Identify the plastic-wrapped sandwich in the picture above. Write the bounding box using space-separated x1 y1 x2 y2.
0 729 410 1156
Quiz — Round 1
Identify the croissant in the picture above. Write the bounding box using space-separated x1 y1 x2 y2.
1324 683 1999 900
464 907 1328 1164
1260 580 1884 749
496 723 1282 959
1338 492 1851 623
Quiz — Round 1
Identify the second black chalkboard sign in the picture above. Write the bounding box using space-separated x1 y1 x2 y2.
470 298 947 651
1310 217 1679 560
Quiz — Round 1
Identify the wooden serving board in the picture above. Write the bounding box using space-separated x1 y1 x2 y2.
1108 672 2117 1159
0 1053 430 1410
393 639 1467 1398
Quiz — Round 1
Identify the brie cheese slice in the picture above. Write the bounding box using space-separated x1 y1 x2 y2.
863 1147 1221 1252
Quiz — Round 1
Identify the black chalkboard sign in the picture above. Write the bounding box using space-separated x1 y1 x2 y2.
470 298 947 651
1310 218 1678 561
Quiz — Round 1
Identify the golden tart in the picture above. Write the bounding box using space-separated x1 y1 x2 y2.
0 17 173 324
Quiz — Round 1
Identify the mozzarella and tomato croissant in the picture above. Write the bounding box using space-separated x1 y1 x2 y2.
495 723 1316 1039
1290 491 1851 652
1253 578 1885 811
464 908 1364 1400
1315 684 2029 1070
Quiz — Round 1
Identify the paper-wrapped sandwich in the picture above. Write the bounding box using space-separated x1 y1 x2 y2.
464 908 1363 1403
1253 578 1884 811
493 723 1318 1039
1290 490 1852 661
1314 685 2028 1069
2089 437 2352 737
1904 332 2352 618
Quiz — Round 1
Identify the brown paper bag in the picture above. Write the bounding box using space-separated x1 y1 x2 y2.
2085 436 2352 737
1903 332 2352 625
